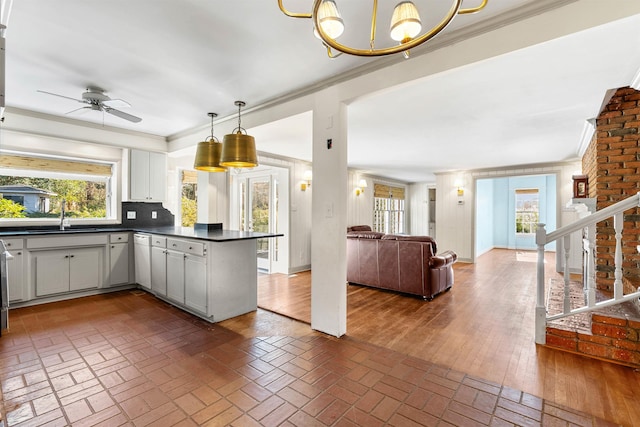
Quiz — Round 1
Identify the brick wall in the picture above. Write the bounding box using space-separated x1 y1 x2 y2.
582 87 640 291
546 315 640 368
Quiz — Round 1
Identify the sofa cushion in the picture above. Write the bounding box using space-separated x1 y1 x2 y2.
347 225 372 232
347 231 384 239
382 234 437 253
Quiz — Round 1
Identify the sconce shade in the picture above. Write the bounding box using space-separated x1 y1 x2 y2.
220 131 258 168
317 0 344 39
390 1 422 43
194 140 226 172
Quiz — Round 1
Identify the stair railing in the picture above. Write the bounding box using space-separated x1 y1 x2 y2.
535 192 640 344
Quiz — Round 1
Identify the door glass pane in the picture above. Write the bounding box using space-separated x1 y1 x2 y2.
250 178 270 271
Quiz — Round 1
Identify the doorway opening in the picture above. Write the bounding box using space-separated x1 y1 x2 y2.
230 166 289 274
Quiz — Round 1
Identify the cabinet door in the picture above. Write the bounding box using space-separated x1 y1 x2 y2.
184 254 207 314
110 243 130 285
151 246 167 296
130 149 150 201
148 151 167 201
35 251 70 296
134 240 151 289
166 250 185 304
69 247 102 291
7 249 25 302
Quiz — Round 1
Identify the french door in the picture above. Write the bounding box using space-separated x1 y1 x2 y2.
247 176 272 272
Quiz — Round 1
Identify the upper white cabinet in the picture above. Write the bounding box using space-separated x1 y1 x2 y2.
130 149 167 201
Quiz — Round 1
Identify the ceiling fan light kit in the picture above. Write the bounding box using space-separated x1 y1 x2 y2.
278 0 488 58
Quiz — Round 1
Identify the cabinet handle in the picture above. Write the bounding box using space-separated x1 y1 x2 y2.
70 255 75 258
189 246 193 250
17 251 22 255
183 254 187 259
65 255 69 258
118 237 122 240
172 244 177 247
111 245 115 248
6 243 10 247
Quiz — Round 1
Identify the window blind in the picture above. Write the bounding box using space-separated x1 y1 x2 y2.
0 154 112 177
373 183 405 199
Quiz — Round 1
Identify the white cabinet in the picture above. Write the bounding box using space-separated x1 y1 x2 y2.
151 246 167 296
34 247 103 297
133 234 151 289
109 233 130 286
4 239 25 302
155 237 208 315
185 253 207 314
130 149 167 201
166 249 185 304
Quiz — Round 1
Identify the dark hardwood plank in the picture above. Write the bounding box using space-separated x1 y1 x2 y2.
257 249 640 425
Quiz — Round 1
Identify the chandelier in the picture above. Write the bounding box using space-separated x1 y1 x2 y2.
277 0 488 58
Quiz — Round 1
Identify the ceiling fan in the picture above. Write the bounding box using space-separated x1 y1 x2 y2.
37 87 142 123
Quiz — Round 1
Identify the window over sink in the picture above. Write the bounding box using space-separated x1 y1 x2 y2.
0 152 116 222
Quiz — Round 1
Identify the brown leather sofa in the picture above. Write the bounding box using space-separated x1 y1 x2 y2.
347 225 457 300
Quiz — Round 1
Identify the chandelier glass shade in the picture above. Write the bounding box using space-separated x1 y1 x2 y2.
278 0 488 58
220 101 259 168
194 112 227 172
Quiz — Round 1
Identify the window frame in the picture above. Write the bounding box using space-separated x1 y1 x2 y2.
0 151 119 226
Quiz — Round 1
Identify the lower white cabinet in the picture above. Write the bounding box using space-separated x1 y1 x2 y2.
34 247 103 297
155 238 208 316
109 244 129 286
5 239 25 302
151 246 167 296
184 253 207 314
166 249 185 303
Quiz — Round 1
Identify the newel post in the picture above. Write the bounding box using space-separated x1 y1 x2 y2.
535 223 547 344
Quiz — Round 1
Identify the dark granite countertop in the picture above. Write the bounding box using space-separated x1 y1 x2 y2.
0 226 283 242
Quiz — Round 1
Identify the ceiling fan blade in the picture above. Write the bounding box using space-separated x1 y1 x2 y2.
37 90 84 103
65 106 91 115
102 98 131 109
104 107 142 123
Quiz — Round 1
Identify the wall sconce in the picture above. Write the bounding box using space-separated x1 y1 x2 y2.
454 178 465 197
300 170 312 191
355 179 368 196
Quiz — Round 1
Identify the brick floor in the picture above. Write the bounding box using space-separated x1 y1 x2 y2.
0 291 618 426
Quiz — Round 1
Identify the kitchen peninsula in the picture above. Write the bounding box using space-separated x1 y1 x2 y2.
1 226 282 323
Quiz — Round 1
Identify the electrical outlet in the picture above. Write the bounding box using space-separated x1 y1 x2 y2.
127 211 136 219
151 211 157 219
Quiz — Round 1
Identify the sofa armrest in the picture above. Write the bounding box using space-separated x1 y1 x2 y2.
429 250 457 268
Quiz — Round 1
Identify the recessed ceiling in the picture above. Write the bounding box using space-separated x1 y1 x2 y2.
4 1 640 182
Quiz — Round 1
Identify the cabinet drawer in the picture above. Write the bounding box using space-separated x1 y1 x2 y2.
151 236 167 248
167 238 205 256
3 238 24 250
110 233 129 243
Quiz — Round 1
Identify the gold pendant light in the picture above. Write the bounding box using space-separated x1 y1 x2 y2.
194 112 227 172
220 101 258 168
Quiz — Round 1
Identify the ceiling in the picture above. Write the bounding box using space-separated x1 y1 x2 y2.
4 1 640 182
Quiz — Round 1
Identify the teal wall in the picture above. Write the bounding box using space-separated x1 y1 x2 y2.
475 174 556 256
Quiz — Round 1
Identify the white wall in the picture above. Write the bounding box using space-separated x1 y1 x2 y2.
435 161 581 262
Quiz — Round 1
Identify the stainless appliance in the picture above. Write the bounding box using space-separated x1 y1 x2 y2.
0 240 11 335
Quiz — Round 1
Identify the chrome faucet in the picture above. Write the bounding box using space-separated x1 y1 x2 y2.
59 199 66 230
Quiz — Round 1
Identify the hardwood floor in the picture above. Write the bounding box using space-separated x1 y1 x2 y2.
258 249 640 426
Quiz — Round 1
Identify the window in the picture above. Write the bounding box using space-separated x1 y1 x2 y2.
180 170 197 227
373 183 405 234
515 189 539 234
0 153 114 220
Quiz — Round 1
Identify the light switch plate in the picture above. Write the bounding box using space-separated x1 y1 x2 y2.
127 211 136 219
